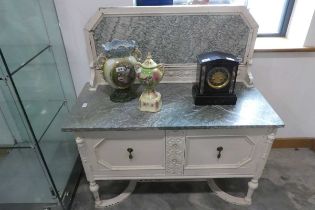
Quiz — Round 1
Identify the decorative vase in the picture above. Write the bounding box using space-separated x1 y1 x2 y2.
136 52 165 112
98 39 141 102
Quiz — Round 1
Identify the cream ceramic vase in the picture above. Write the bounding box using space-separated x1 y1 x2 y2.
136 53 165 112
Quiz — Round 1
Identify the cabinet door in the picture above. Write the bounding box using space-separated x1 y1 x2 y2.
184 135 262 177
85 130 166 178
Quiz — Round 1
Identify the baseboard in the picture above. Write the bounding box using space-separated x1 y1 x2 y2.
273 138 315 151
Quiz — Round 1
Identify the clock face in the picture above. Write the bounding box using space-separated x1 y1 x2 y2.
207 67 230 89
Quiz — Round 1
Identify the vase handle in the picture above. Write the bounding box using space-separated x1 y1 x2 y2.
95 53 107 71
133 48 142 61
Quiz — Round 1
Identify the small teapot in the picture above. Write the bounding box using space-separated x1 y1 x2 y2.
136 52 165 87
136 52 165 112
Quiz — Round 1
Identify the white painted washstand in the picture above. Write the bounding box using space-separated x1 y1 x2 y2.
63 6 284 208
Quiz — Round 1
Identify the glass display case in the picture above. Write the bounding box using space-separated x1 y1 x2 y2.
0 0 80 209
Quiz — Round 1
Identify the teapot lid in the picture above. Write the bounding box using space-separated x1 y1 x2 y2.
141 52 158 69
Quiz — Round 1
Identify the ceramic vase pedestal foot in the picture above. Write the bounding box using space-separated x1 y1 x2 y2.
139 90 162 112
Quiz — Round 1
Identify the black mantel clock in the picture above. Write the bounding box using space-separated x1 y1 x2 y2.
192 51 239 105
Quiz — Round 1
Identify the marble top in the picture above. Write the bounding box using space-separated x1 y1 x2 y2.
63 83 284 131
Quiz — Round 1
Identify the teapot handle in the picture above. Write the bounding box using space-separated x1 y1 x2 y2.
157 63 165 77
134 61 143 69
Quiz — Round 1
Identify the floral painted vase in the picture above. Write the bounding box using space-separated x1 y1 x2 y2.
97 39 141 102
136 52 165 112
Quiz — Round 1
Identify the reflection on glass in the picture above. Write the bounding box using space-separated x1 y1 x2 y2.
0 55 31 145
12 49 65 140
0 148 56 203
0 0 50 72
0 105 15 146
0 0 79 206
39 105 78 195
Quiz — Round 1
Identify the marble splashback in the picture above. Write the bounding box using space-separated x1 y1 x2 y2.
93 15 250 64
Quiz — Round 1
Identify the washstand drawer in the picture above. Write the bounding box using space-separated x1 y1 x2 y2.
184 134 261 176
84 130 166 176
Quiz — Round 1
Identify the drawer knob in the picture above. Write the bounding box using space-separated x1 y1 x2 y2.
127 148 133 159
217 146 223 159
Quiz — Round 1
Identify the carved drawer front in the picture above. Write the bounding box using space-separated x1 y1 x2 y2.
166 130 186 176
88 131 165 176
184 135 259 176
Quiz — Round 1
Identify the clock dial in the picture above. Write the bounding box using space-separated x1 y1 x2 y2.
207 67 230 89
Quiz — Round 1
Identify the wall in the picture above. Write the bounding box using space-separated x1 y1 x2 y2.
53 0 133 94
250 52 315 138
54 0 314 138
305 12 315 46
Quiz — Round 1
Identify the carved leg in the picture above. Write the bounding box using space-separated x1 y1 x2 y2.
208 131 276 206
245 178 259 204
208 178 259 205
243 132 275 204
76 137 137 207
208 179 251 205
89 180 137 208
89 181 101 206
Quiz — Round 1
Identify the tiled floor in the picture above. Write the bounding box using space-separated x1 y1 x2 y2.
71 148 315 210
